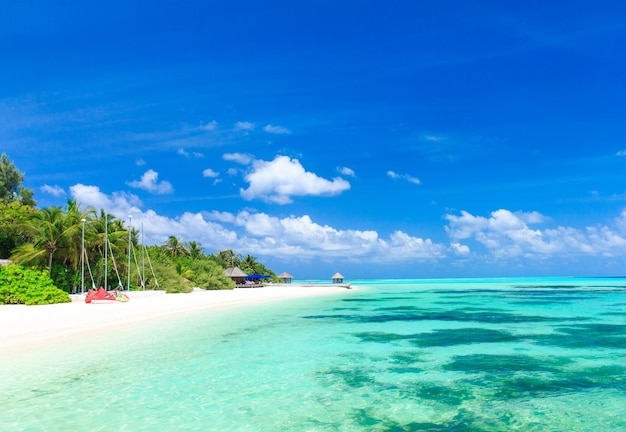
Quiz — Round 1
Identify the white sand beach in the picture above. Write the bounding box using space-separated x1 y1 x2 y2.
0 285 351 352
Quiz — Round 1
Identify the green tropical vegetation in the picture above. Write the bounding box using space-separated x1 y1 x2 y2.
0 153 279 304
0 265 71 305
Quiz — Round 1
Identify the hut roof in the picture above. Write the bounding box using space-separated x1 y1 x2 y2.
331 272 344 279
224 266 248 277
277 272 294 279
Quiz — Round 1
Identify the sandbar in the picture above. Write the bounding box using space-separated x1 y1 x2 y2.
0 285 352 352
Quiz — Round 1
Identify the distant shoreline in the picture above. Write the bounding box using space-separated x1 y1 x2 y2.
249 282 352 289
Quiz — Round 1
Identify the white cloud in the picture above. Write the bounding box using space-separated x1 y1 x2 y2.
234 121 255 131
383 231 446 259
231 211 442 260
40 184 65 197
67 184 626 272
450 242 471 256
127 169 174 194
263 124 291 134
227 167 238 176
203 210 236 223
338 166 356 177
617 150 626 156
178 148 204 158
70 184 115 210
70 185 236 248
240 155 351 204
67 184 444 263
202 168 219 178
223 152 253 165
136 159 146 166
387 170 420 185
444 208 626 260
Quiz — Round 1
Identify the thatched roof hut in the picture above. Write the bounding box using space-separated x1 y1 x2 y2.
331 272 344 283
224 266 248 285
277 272 294 284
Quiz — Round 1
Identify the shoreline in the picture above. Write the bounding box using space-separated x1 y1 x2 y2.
0 285 354 352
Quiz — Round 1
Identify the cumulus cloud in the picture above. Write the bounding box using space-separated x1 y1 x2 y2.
383 231 446 258
450 242 471 256
136 159 146 166
66 183 626 272
40 184 65 197
70 184 115 210
263 124 291 134
202 168 219 178
387 170 420 185
444 208 626 260
127 169 174 194
338 166 356 177
240 155 351 204
67 184 444 263
203 210 236 224
223 152 253 165
70 184 236 247
231 211 443 260
202 168 221 185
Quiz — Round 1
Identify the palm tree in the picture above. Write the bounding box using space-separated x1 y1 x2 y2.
13 206 68 276
175 262 194 280
215 249 238 268
63 199 96 272
186 241 204 259
11 201 96 292
240 254 259 274
163 236 187 258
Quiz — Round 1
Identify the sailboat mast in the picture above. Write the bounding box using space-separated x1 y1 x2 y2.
104 212 108 290
141 222 145 290
127 215 132 291
81 218 86 293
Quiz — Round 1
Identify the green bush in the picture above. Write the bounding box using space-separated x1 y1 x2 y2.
189 260 235 290
50 263 80 293
0 265 71 305
150 263 192 293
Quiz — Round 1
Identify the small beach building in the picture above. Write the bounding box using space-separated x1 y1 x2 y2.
277 272 294 284
331 272 344 283
0 259 11 267
224 266 248 285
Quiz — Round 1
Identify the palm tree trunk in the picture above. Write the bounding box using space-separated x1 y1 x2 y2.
48 250 54 276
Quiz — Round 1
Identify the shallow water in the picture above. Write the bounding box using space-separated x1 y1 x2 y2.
2 278 626 431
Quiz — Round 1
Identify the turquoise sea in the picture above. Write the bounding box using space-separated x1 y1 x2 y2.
2 278 626 431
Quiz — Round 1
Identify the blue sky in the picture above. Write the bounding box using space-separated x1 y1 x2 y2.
2 1 626 279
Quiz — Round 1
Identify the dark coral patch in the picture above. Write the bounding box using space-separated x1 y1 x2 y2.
443 354 571 374
410 328 520 347
530 324 626 349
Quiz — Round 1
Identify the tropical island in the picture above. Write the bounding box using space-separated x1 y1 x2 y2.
0 153 278 305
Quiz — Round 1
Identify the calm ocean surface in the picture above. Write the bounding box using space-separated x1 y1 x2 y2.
2 278 626 431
